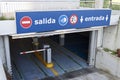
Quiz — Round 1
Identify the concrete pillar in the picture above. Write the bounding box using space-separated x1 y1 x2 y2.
0 57 7 80
95 0 104 8
0 36 6 66
3 36 11 75
0 36 7 80
32 37 39 49
89 30 98 66
97 27 103 47
95 0 104 47
59 34 65 46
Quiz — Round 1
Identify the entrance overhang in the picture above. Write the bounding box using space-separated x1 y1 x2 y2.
11 27 101 39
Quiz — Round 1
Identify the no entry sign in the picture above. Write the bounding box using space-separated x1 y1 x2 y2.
20 16 32 29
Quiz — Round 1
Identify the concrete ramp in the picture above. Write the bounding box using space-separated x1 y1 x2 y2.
12 38 88 80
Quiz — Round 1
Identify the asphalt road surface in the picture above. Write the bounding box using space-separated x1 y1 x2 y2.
42 68 120 80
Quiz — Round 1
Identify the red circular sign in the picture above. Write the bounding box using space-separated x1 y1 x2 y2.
20 16 32 29
70 14 78 25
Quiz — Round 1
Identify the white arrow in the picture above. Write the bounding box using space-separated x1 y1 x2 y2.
80 16 83 23
106 15 108 21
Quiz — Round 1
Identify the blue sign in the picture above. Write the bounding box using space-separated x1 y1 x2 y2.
58 15 68 26
16 9 111 34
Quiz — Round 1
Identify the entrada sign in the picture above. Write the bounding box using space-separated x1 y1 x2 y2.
16 9 111 34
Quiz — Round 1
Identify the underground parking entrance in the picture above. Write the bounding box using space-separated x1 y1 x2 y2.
7 9 110 80
7 9 111 80
9 30 97 80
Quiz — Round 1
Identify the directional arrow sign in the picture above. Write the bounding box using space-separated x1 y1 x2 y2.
106 15 108 21
80 16 83 23
16 9 111 34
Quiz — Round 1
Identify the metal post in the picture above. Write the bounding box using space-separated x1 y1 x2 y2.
43 45 51 63
59 34 65 46
46 48 52 63
3 35 11 75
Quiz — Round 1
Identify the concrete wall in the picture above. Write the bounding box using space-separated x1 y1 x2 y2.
96 14 120 78
96 48 120 78
0 20 16 36
103 15 120 50
102 25 118 50
115 20 120 49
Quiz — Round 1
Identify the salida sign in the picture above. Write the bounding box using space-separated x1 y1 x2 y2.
34 18 56 25
16 9 111 34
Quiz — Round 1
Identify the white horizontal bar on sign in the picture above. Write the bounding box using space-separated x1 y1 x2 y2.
20 49 45 54
22 21 31 24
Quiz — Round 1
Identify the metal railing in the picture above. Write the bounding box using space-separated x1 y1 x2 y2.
0 2 33 17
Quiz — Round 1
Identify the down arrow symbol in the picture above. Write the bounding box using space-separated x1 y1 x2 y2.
80 16 83 23
106 15 108 21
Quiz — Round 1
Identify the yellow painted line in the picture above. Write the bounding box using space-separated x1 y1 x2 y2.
34 52 54 68
50 68 59 76
34 52 59 76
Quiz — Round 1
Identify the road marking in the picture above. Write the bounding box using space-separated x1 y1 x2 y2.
34 52 58 76
50 68 59 76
